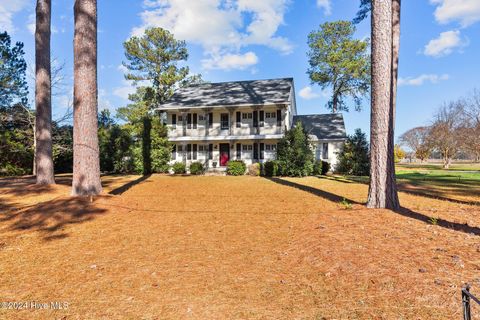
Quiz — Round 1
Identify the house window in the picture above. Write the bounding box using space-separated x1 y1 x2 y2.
242 145 248 151
208 144 213 160
171 114 177 129
236 111 241 128
193 113 198 129
208 113 213 128
199 114 205 121
178 115 183 122
260 143 265 160
199 145 205 152
322 143 329 160
172 144 176 160
187 144 192 160
242 113 252 119
248 145 253 151
236 143 241 160
272 144 277 151
193 144 197 160
220 113 229 130
178 145 183 152
187 113 192 129
266 145 271 151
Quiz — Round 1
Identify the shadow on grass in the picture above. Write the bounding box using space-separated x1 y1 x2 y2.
109 174 152 195
396 207 480 236
267 176 480 236
324 174 480 207
265 177 362 205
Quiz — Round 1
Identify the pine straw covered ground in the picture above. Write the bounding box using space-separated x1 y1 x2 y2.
0 174 479 319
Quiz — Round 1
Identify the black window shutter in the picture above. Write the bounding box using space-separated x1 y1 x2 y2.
253 142 258 160
259 110 264 127
209 113 213 128
253 111 258 128
236 111 241 128
193 113 197 129
172 144 176 160
236 143 241 159
172 114 177 128
193 144 197 160
208 144 213 160
187 113 192 129
187 144 192 160
277 109 282 126
260 143 265 159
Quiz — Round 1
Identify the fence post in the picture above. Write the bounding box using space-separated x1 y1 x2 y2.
463 285 471 320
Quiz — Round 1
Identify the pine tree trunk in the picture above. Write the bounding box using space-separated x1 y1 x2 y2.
72 0 102 196
367 0 399 210
35 0 55 185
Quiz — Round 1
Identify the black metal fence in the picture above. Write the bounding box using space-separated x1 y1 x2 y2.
463 285 480 320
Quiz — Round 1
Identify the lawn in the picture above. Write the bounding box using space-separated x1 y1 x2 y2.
1 174 479 319
332 163 480 205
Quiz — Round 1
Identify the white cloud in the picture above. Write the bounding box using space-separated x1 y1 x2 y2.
398 74 449 86
298 86 329 100
316 0 332 15
0 0 30 33
113 80 136 100
202 51 258 70
132 0 292 71
430 0 480 27
423 30 468 57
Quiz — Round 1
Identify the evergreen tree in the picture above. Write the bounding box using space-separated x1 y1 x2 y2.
307 21 370 113
0 32 28 107
336 129 370 176
121 28 200 174
277 122 315 177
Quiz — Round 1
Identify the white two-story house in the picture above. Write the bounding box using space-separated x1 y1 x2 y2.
157 78 297 168
157 77 347 170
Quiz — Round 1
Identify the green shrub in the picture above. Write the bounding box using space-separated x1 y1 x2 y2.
321 161 330 175
276 122 315 177
226 160 246 176
172 162 186 174
0 164 28 177
336 128 370 176
263 160 281 177
189 162 204 175
247 163 260 176
313 160 323 176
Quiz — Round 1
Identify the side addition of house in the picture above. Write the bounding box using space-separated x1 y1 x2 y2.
157 78 297 168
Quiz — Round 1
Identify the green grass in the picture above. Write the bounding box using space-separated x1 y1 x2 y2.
332 162 480 204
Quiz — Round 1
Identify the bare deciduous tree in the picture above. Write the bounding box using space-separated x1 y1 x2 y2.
35 0 55 184
72 0 102 196
367 0 399 210
399 126 431 162
460 90 480 162
428 102 463 169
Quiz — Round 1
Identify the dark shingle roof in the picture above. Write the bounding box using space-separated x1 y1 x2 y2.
158 78 294 109
293 114 347 140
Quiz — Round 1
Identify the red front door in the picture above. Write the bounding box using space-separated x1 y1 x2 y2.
219 144 230 166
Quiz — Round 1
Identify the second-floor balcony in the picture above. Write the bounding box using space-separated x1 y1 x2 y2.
164 107 288 141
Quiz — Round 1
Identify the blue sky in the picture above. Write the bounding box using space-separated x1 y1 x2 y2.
2 0 480 140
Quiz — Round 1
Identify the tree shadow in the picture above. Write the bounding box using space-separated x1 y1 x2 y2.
0 196 107 241
265 177 362 205
266 177 480 236
396 207 480 236
109 174 151 195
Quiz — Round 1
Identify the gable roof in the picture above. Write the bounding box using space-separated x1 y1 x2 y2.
293 114 347 140
157 78 294 110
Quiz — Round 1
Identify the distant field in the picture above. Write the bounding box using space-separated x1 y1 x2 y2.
334 162 480 204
